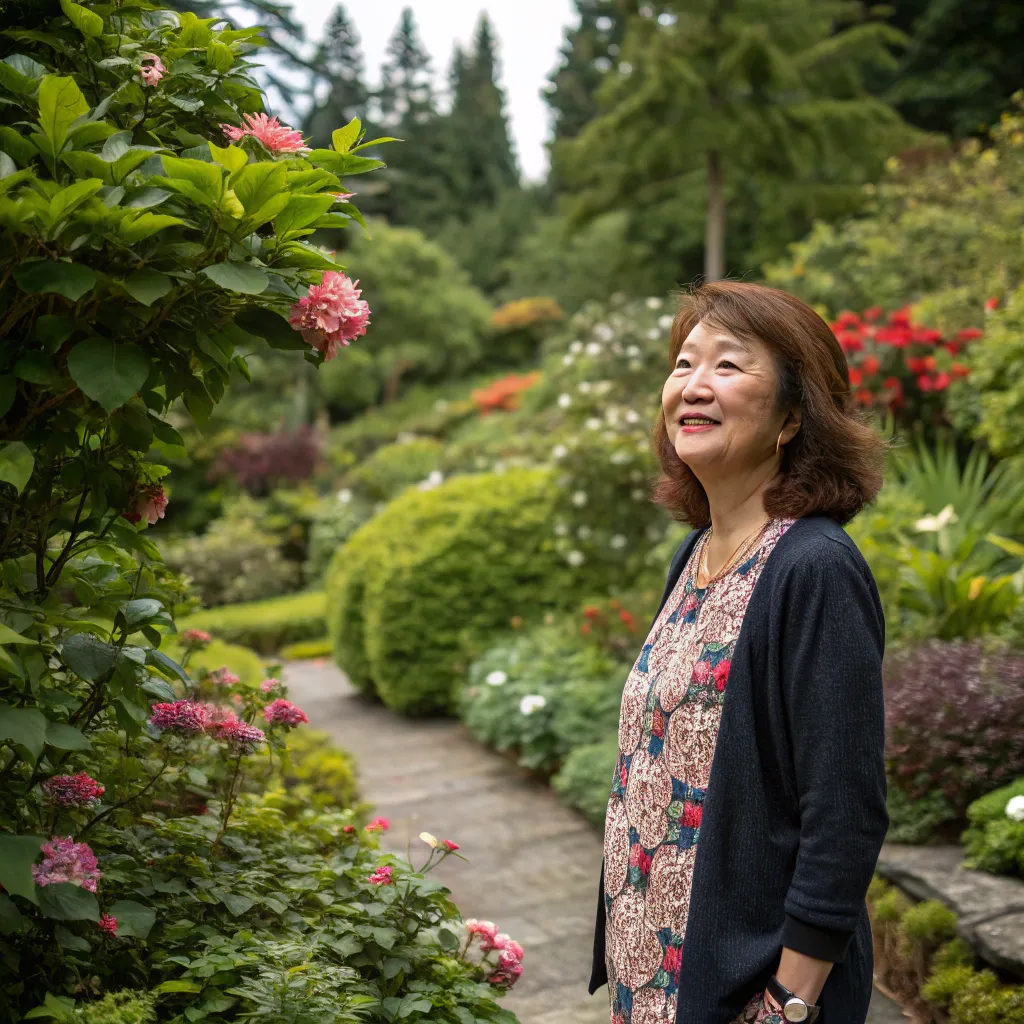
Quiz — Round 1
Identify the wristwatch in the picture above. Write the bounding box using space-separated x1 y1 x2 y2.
765 976 820 1022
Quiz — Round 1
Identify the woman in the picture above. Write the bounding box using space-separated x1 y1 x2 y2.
590 281 889 1024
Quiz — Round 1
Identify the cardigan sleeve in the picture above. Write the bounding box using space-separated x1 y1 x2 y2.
778 535 888 963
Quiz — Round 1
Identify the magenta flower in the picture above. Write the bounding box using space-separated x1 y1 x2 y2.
259 677 283 694
263 699 308 727
221 113 308 154
288 271 370 361
149 700 209 736
367 865 393 886
180 628 211 648
32 836 101 893
98 914 118 937
442 839 459 852
41 772 105 809
123 484 168 525
364 817 390 833
467 919 498 941
210 666 240 687
139 53 167 87
207 712 265 754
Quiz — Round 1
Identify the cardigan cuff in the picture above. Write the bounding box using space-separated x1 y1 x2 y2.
781 913 854 963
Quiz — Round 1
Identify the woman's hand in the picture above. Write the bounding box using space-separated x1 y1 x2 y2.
774 945 832 1005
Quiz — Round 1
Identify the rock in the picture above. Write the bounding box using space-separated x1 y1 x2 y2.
973 911 1024 980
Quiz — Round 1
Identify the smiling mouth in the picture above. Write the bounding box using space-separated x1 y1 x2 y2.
679 416 719 426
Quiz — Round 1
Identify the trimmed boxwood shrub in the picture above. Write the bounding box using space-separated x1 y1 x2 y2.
343 437 444 502
178 591 326 654
328 468 589 714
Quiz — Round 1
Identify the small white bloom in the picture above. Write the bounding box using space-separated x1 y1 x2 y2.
419 831 439 848
631 488 646 501
586 341 603 356
647 328 660 340
595 324 614 342
625 409 640 424
572 490 588 507
493 460 506 474
566 550 585 567
915 504 959 533
611 450 631 465
554 522 569 537
558 393 572 409
552 444 568 460
585 417 602 431
570 340 583 354
578 525 592 539
610 534 628 549
337 488 353 504
578 381 592 394
434 399 448 411
626 345 641 358
485 670 508 687
428 470 443 485
595 380 613 395
629 359 643 372
646 296 662 309
659 314 674 330
562 354 574 366
1006 795 1024 821
397 431 416 444
519 694 547 715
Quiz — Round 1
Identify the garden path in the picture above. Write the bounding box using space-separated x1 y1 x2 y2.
284 659 905 1024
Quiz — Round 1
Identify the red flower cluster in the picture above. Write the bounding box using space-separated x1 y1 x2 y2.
629 843 652 876
579 598 645 658
367 864 393 885
180 628 211 647
263 699 309 727
661 944 683 982
98 913 118 937
364 816 390 833
682 801 703 829
41 772 105 808
471 372 541 415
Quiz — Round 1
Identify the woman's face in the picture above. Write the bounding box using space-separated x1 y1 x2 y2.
662 320 789 476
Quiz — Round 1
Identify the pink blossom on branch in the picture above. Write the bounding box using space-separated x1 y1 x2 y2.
32 836 101 892
123 484 168 526
98 914 118 937
288 271 370 361
220 113 309 154
209 667 240 687
364 816 390 833
139 54 167 87
206 712 265 754
149 700 210 736
259 677 283 694
180 628 211 647
367 864 393 885
41 772 105 808
263 699 308 727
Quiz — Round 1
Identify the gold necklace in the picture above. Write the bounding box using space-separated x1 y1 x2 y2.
696 519 771 588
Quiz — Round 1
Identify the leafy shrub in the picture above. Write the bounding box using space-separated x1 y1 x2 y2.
178 591 326 654
342 437 444 502
885 785 958 845
209 427 321 495
168 637 266 688
488 298 563 365
268 727 359 811
884 641 1024 829
552 737 619 830
925 966 1024 1023
74 990 156 1023
328 468 593 714
962 778 1024 879
304 489 377 583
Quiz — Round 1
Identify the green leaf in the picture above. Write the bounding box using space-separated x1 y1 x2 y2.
48 178 103 223
0 442 35 495
119 598 163 628
351 135 401 152
150 416 184 447
146 648 190 685
183 380 213 424
37 75 89 158
208 142 247 173
15 351 62 388
200 262 268 294
62 631 118 681
0 61 36 97
274 195 335 237
14 260 97 301
142 678 175 702
0 623 36 646
232 161 287 214
67 338 150 412
206 39 235 74
332 117 361 154
243 192 290 230
0 893 23 935
23 992 76 1020
123 269 172 306
0 835 44 904
45 721 91 751
219 891 256 916
154 981 202 995
119 212 184 243
0 127 35 167
34 315 75 350
0 376 14 418
108 899 155 939
0 151 16 179
161 155 223 199
234 307 304 350
111 404 154 450
59 0 103 37
54 925 90 951
309 149 386 176
38 883 100 922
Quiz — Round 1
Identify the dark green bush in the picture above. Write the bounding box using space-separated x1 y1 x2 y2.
552 737 619 830
963 778 1024 879
342 437 443 502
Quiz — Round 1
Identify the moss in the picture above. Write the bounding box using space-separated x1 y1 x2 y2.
922 965 979 1009
901 899 959 953
872 885 911 924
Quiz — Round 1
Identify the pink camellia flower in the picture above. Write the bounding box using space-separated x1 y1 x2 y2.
467 919 499 941
442 839 459 852
495 936 525 960
139 53 167 87
98 914 118 937
123 484 168 526
209 667 240 687
259 677 283 694
180 628 211 647
220 112 309 154
364 817 390 833
206 712 265 754
288 271 370 361
263 699 309 727
149 700 210 736
367 865 393 885
32 836 101 892
41 772 105 809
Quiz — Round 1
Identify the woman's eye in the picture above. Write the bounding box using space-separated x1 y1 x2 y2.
718 360 738 370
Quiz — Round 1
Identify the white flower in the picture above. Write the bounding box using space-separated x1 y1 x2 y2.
578 381 592 393
428 470 443 485
595 324 614 342
1007 795 1024 821
337 488 353 504
519 694 547 715
647 328 660 340
572 490 588 507
578 525 592 540
493 460 506 474
586 341 603 356
562 354 574 366
570 340 583 354
567 550 585 566
626 345 641 358
585 417 602 430
558 393 572 409
594 380 613 396
625 409 640 424
552 444 568 460
631 488 646 501
646 297 662 309
397 431 416 444
485 670 508 687
610 450 631 465
659 314 674 330
554 522 569 537
419 831 439 848
915 504 959 533
610 534 628 549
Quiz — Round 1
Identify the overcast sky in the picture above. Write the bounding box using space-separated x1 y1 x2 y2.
280 1 576 182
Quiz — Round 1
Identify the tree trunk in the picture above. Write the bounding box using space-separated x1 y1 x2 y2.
705 148 726 282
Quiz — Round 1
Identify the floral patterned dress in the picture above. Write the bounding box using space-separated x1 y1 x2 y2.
604 519 795 1024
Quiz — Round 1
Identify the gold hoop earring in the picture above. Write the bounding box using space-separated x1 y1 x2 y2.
775 428 785 455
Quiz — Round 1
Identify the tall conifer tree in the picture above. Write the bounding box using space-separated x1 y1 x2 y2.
305 4 369 148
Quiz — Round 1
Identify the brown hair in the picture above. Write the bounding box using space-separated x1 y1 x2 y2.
652 280 885 527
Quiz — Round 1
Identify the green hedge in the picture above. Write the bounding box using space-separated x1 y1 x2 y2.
963 778 1024 879
327 468 587 714
552 737 619 830
178 592 326 654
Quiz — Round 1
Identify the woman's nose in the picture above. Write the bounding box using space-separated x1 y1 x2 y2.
681 366 713 402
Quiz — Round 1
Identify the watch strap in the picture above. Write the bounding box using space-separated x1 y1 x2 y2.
765 976 820 1023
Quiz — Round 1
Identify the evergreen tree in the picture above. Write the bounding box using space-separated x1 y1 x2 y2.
560 0 921 282
377 7 436 127
305 4 369 148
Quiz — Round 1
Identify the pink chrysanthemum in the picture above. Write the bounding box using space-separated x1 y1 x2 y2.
467 920 499 941
367 865 393 885
98 914 118 937
364 817 390 833
210 666 240 687
123 484 168 525
41 772 105 808
259 677 283 694
180 628 211 647
32 836 101 892
263 699 308 727
207 712 265 754
288 271 370 361
139 53 167 87
149 700 210 736
220 112 308 154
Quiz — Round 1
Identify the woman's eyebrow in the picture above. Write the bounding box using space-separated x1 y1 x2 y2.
678 336 752 356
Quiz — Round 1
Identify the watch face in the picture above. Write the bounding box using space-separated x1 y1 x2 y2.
783 999 809 1023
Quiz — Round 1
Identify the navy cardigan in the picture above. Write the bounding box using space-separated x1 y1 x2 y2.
589 515 888 1024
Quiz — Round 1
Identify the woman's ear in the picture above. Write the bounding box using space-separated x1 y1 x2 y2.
783 407 802 444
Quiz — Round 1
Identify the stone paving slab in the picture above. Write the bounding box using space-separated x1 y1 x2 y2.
285 659 904 1024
